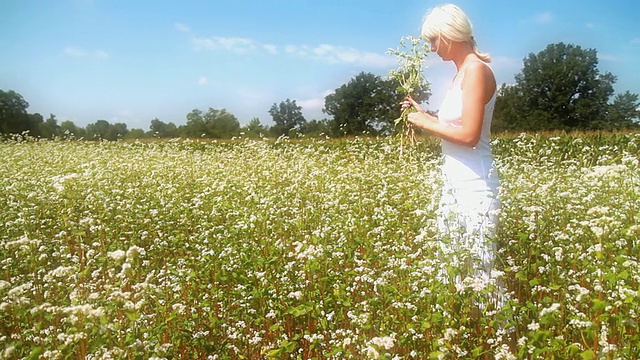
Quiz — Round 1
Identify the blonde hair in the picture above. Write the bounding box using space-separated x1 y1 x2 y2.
421 4 491 62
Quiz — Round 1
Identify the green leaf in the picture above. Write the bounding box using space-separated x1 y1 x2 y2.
472 346 485 357
618 270 629 280
286 304 309 317
27 346 43 360
593 299 608 312
566 344 581 356
125 310 140 321
267 349 281 358
580 349 595 360
281 340 296 352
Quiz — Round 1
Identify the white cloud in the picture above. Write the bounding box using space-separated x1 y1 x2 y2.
313 44 334 56
64 46 108 59
586 22 595 29
298 97 324 112
174 22 191 33
192 36 256 53
318 45 358 63
64 47 85 57
631 38 640 45
285 44 309 56
303 44 395 68
217 37 254 51
491 55 522 71
95 50 109 58
357 50 397 68
298 90 333 113
534 11 554 24
263 44 278 54
191 34 393 68
198 76 209 85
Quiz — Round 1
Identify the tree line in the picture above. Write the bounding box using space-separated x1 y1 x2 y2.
0 70 424 141
1 42 638 140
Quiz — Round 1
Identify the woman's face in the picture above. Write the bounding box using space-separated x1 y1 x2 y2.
427 36 451 60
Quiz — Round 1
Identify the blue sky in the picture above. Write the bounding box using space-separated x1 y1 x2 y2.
1 0 639 130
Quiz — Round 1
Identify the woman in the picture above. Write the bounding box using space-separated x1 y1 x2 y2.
404 4 501 304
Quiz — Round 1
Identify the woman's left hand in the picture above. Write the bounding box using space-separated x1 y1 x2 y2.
402 96 424 112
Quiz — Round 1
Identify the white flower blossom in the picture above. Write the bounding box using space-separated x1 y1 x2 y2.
107 249 126 262
540 303 561 317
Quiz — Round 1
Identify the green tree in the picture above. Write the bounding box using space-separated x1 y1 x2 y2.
269 99 306 137
205 108 240 138
323 72 428 137
149 118 179 138
492 84 517 132
241 117 269 138
124 128 147 139
606 91 640 129
181 109 207 138
181 108 240 138
0 89 30 135
26 113 44 137
59 120 86 139
494 42 618 131
86 120 111 140
105 123 128 141
300 119 331 137
39 114 61 139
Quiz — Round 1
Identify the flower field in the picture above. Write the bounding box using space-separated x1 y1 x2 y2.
1 133 639 359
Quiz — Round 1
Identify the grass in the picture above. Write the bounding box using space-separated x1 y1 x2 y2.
0 132 638 359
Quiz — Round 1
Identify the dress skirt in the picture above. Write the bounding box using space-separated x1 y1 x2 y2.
436 172 503 308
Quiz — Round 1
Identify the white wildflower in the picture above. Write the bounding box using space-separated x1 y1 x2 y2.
2 345 16 358
171 303 186 314
120 262 132 277
569 319 592 329
126 245 145 260
364 345 379 359
540 303 561 317
107 250 126 262
44 266 75 281
372 334 396 350
494 344 516 360
5 234 41 249
518 337 527 347
590 226 605 238
443 327 457 341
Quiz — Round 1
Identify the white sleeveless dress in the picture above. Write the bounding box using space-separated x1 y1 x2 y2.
435 61 501 293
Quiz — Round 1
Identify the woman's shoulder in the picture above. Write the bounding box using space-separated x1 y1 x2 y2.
462 60 496 87
464 59 494 79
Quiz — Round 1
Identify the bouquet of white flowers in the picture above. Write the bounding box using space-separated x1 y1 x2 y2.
387 36 430 154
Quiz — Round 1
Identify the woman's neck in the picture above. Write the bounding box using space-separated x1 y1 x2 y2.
451 42 476 71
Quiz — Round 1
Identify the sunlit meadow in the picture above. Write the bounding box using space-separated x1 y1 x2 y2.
1 132 639 359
